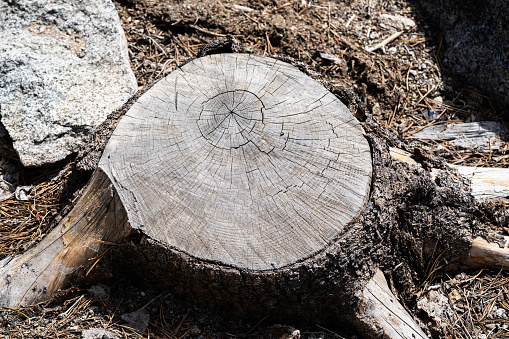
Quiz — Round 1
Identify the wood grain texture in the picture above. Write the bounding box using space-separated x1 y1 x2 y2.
0 169 130 307
100 53 372 270
411 121 507 152
389 147 509 202
466 236 509 269
360 269 427 339
448 165 509 201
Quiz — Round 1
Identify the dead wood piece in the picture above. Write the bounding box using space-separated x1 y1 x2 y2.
366 31 404 53
465 236 509 269
448 165 509 201
411 121 508 152
359 269 427 339
0 169 130 307
389 147 509 202
389 147 509 270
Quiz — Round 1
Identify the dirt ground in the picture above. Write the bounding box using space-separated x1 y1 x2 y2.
1 0 509 338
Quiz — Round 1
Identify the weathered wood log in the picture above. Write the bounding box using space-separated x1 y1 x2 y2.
410 121 508 152
360 269 427 339
1 52 507 338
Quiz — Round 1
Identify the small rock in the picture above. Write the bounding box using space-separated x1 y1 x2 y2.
417 289 455 328
88 284 110 300
371 103 381 116
82 328 121 339
0 157 18 202
190 325 201 334
423 108 440 120
15 185 32 201
233 4 254 13
369 31 380 39
379 14 416 31
485 323 497 330
121 308 150 332
386 5 398 12
319 52 342 65
448 289 461 304
494 306 507 318
249 324 300 339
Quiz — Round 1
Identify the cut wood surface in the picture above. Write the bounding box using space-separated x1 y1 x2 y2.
4 52 507 338
100 53 372 270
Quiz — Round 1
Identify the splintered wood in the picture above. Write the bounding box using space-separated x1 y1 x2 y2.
100 54 372 270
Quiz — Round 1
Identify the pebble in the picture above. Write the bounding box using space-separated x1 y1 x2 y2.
485 324 496 330
319 52 342 65
121 308 150 332
88 284 111 300
14 186 32 201
82 328 120 339
379 13 416 31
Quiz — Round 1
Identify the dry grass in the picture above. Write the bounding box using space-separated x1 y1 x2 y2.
0 163 74 260
440 270 509 338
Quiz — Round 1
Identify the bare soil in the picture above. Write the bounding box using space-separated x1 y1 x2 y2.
1 0 508 338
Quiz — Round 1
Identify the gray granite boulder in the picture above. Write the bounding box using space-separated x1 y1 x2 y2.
0 0 137 166
415 0 509 116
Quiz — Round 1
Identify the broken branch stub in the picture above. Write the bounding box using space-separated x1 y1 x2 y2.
100 53 372 270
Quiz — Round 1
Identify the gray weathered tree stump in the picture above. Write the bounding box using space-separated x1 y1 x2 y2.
101 53 372 270
1 53 508 338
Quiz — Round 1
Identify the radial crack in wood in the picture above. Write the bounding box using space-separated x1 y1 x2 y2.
6 52 504 338
100 53 372 270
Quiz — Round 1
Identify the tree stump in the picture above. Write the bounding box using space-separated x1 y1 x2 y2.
1 52 508 338
101 53 372 270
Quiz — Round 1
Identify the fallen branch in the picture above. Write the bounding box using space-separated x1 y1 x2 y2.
366 31 404 53
358 269 428 338
465 236 509 269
